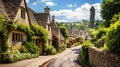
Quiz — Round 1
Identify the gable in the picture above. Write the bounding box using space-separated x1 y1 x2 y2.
14 0 30 25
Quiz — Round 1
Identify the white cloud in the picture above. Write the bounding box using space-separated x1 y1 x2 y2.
67 4 73 7
45 2 56 6
67 4 77 7
41 0 51 2
26 0 29 3
33 2 37 5
56 19 68 22
51 3 102 22
40 0 56 6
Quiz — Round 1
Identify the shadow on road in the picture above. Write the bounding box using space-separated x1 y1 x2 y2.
71 49 80 54
74 59 86 67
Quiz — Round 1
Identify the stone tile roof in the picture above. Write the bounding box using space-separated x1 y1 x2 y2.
34 13 49 28
2 0 22 20
27 7 38 24
0 0 8 16
51 21 60 37
51 21 65 41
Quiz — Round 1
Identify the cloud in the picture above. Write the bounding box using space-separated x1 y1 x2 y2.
26 0 29 3
66 4 77 7
67 4 73 7
45 2 56 6
55 19 68 22
40 0 56 6
51 3 102 22
33 2 37 5
41 0 52 2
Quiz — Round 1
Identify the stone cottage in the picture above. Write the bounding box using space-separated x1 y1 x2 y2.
0 0 52 54
34 6 52 45
68 26 81 38
51 15 65 49
27 6 53 54
0 0 30 50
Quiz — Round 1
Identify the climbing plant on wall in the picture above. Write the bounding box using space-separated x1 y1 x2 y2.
0 15 16 52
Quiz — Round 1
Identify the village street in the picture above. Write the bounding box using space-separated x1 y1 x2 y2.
0 46 82 67
47 46 83 67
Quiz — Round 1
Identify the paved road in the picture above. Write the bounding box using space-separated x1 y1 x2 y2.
47 46 84 67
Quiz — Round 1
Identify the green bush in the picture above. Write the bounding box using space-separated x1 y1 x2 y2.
75 42 81 46
79 40 93 65
1 50 38 63
58 45 66 52
75 37 84 44
106 19 120 53
96 28 107 39
23 41 39 54
94 36 106 48
67 43 72 48
19 46 28 53
1 50 21 63
110 12 120 24
90 27 107 48
44 45 57 55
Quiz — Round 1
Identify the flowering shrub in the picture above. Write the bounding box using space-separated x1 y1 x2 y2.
1 50 38 63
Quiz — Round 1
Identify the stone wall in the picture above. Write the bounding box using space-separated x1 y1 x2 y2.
89 47 120 67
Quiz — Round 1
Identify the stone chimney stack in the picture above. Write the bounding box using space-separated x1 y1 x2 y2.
52 15 55 23
44 6 50 14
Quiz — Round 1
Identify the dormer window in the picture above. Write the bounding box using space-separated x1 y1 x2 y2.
21 9 25 19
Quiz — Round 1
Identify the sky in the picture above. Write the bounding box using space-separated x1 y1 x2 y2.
26 0 103 22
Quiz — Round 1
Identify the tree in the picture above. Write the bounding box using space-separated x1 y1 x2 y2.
101 0 120 27
90 6 95 28
60 26 68 40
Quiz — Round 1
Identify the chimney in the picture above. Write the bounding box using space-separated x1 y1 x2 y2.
44 6 50 14
52 15 55 23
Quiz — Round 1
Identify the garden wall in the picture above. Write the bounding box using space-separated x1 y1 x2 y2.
89 47 120 67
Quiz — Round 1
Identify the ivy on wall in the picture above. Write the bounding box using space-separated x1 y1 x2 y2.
0 15 17 52
0 15 48 53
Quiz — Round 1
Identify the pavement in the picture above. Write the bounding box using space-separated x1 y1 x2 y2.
0 46 81 67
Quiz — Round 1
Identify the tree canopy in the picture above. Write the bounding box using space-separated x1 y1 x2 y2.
101 0 120 27
60 26 68 40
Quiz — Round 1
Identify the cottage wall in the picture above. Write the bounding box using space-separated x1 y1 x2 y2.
7 31 26 50
89 47 120 67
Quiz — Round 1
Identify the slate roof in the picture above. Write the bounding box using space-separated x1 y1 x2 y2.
2 0 23 20
34 13 49 28
27 7 38 24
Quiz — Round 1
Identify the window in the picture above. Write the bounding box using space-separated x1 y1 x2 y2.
48 24 50 31
21 9 25 19
12 32 23 42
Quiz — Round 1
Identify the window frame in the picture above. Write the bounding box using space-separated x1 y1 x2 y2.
12 32 23 42
21 9 26 19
